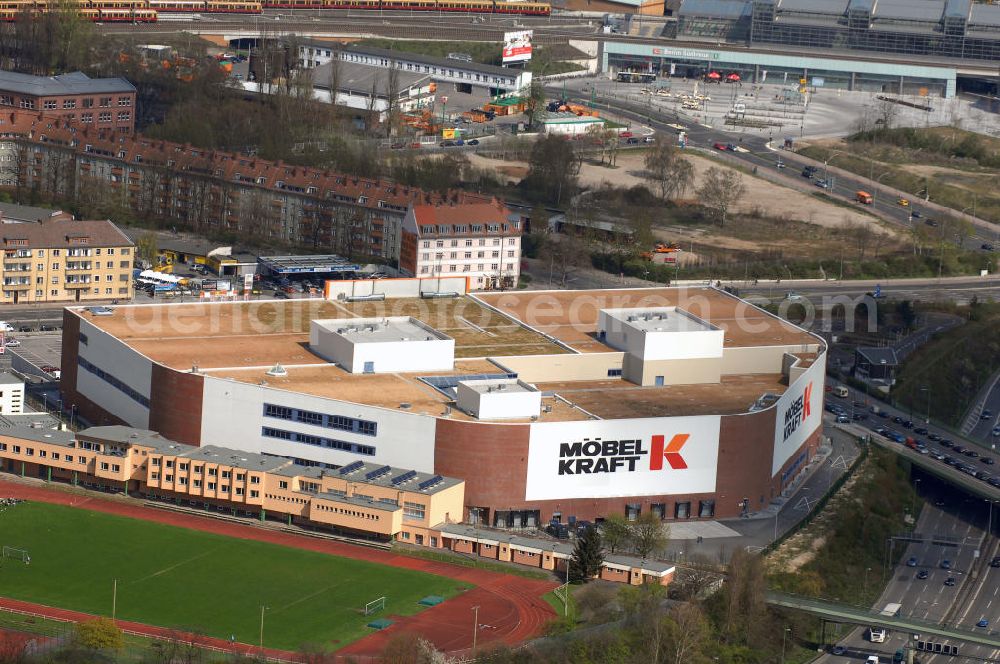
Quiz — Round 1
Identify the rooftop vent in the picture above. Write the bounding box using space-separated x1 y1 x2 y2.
266 363 288 377
399 403 412 410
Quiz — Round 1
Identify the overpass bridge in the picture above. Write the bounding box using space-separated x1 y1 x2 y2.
836 422 1000 503
767 592 1000 648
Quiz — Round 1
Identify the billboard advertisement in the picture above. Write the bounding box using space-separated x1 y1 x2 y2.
770 355 826 476
525 416 721 500
502 30 533 64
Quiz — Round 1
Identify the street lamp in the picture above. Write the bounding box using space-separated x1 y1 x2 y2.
781 627 791 663
259 605 268 653
471 605 480 656
920 386 930 424
872 171 892 206
823 150 842 182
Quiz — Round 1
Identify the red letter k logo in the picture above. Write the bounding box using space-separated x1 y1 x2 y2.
650 434 690 471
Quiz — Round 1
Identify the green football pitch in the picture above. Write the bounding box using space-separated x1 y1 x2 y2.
0 502 470 651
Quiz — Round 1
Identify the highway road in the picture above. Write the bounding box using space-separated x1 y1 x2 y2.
813 501 997 664
554 80 1000 258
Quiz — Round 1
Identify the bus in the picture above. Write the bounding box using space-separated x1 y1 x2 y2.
616 72 656 84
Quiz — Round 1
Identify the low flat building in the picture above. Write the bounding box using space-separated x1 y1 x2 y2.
0 372 24 415
0 70 136 135
1 218 134 304
311 59 435 124
0 202 72 224
399 199 522 291
542 112 606 135
854 346 899 385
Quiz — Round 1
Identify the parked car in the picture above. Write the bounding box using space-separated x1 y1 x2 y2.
914 427 928 435
983 243 995 251
2 338 20 347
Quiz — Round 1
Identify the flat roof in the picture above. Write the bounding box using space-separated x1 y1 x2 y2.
343 44 518 79
316 317 449 344
73 287 822 420
604 307 717 333
275 459 462 495
0 372 22 385
258 254 360 274
178 445 291 473
78 425 192 455
0 426 75 447
475 287 818 352
313 60 431 95
460 378 535 394
0 413 60 430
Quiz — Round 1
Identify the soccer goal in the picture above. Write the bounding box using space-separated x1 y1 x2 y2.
363 596 386 616
2 546 29 564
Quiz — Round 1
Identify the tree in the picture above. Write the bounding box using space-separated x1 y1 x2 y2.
539 232 586 287
644 135 694 202
136 231 159 268
74 618 124 651
664 603 711 664
570 524 604 582
696 167 746 227
631 511 670 559
522 135 580 205
521 79 547 129
379 633 446 664
600 513 631 554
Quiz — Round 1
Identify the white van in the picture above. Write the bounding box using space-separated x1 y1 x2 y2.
0 322 13 333
868 627 886 643
867 657 880 664
833 386 849 398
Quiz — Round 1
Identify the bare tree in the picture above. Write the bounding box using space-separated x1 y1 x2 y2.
696 167 746 226
644 134 694 201
665 603 711 664
631 511 670 559
540 232 587 287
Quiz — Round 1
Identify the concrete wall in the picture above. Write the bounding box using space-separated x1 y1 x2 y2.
199 377 438 473
720 344 821 376
456 381 541 420
324 276 468 300
494 352 625 383
634 356 722 386
75 317 152 429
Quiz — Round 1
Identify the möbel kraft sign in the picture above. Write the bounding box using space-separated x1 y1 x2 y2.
525 417 720 501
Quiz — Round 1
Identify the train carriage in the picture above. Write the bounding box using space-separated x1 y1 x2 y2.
204 0 260 11
146 0 205 11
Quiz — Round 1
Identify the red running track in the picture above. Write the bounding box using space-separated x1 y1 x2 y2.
0 478 556 659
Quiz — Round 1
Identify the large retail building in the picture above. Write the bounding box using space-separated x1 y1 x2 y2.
59 281 826 529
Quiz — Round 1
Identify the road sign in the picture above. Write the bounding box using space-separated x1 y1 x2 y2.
874 284 882 298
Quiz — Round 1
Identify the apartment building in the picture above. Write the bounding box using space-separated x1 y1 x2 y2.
0 423 674 583
0 373 24 415
0 111 496 264
1 217 134 304
0 71 136 136
399 200 522 291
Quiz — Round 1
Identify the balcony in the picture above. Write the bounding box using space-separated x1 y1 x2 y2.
65 280 92 289
2 282 29 289
3 263 30 273
64 263 92 272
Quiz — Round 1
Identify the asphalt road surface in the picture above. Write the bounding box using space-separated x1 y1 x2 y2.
555 81 1000 257
814 501 997 664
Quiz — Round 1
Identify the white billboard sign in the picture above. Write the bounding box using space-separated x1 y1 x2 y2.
502 30 533 64
771 355 826 476
525 416 721 501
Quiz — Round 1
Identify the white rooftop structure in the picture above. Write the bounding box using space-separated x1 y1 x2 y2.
456 378 541 421
310 316 454 374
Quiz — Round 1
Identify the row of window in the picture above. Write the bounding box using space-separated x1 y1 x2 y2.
419 263 515 274
342 52 518 86
262 404 377 437
423 250 516 260
77 356 150 408
0 287 130 299
1 96 132 109
261 427 377 456
314 502 382 521
0 247 129 259
422 237 516 249
150 473 260 497
0 442 88 467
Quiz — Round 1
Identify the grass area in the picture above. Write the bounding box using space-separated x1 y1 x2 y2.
892 302 1000 428
394 545 551 581
799 129 1000 223
0 502 470 652
767 446 918 608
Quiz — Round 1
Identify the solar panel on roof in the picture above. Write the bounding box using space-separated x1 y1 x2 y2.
418 475 444 490
365 465 392 480
391 470 418 486
339 460 364 475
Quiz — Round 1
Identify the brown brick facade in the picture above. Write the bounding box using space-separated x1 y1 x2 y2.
148 365 204 445
434 409 819 525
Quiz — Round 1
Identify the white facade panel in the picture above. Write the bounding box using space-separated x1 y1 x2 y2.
641 329 724 361
456 381 541 420
76 317 151 429
770 354 826 476
525 416 721 501
199 377 438 473
0 378 24 414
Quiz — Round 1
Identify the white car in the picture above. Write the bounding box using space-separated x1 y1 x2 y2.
867 657 880 664
2 338 20 347
868 627 886 643
0 322 13 332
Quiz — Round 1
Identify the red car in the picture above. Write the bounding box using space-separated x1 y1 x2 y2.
620 131 633 138
713 142 727 150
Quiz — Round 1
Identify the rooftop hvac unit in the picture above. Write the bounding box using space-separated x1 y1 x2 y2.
266 363 287 377
543 405 552 413
399 403 412 409
443 406 452 416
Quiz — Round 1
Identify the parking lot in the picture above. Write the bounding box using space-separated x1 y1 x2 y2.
1 334 63 383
